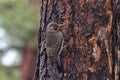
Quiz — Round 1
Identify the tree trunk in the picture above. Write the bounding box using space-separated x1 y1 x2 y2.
33 0 120 80
21 48 36 80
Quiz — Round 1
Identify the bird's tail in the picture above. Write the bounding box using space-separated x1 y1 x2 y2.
57 56 64 73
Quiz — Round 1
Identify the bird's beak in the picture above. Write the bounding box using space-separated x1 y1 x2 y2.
58 24 64 27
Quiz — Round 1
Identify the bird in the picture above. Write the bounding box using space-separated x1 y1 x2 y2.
46 22 64 73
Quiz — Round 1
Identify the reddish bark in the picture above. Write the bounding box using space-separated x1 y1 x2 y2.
21 49 36 80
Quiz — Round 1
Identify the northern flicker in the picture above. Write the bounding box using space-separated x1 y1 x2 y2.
46 22 64 73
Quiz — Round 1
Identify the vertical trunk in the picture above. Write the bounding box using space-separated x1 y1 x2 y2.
21 49 36 80
33 0 120 80
112 0 120 80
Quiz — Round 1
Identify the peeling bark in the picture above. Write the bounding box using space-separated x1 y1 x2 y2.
33 0 120 80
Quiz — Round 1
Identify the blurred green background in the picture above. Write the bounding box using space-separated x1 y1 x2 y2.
0 0 39 80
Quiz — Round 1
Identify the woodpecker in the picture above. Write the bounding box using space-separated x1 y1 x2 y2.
46 22 64 73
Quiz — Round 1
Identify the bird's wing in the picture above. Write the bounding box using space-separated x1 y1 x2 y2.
46 32 57 47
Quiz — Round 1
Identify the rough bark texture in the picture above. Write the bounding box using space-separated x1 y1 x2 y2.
33 0 120 80
112 0 120 80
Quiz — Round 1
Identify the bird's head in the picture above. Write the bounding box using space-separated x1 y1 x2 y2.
47 22 63 32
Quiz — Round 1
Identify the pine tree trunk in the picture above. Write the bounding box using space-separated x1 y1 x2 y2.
33 0 120 80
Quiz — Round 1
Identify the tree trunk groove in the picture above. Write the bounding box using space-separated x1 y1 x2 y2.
33 0 120 80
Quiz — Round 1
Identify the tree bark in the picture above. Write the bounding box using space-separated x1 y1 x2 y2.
112 0 120 80
33 0 120 80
